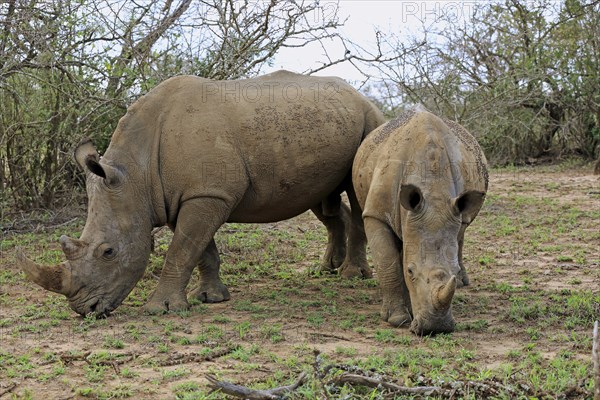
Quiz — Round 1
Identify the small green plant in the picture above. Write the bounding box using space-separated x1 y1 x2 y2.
158 343 169 353
212 315 231 323
84 364 108 383
103 335 125 349
230 345 259 362
335 346 358 356
507 349 521 359
526 327 540 340
260 323 284 343
557 255 573 262
121 368 138 378
162 367 191 381
457 319 489 332
76 387 95 397
509 296 546 323
374 329 397 343
232 300 266 313
478 255 496 266
236 321 252 339
307 312 325 328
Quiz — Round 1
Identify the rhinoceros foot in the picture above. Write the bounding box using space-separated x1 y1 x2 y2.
189 282 230 303
143 291 190 314
456 269 470 288
317 247 346 274
381 306 412 327
338 260 372 279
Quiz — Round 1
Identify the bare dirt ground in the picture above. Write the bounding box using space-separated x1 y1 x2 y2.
0 164 599 399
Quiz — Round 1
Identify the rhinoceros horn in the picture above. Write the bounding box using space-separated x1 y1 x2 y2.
433 275 457 311
16 248 75 296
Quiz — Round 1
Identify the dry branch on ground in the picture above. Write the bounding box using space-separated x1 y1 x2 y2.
206 372 307 400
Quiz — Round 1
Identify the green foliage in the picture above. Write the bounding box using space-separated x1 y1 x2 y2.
0 0 344 212
382 0 600 165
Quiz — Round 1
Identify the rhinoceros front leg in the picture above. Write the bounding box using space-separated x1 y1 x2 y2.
311 201 349 274
364 217 411 327
144 198 230 314
189 239 230 303
338 186 371 278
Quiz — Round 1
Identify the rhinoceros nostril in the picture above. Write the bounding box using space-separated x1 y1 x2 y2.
86 300 108 319
88 300 114 319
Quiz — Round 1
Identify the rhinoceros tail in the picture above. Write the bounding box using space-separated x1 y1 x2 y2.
362 100 387 140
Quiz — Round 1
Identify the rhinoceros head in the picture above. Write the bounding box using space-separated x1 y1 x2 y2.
399 183 485 335
17 139 153 316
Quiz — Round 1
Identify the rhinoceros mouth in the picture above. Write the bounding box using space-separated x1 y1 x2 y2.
77 300 114 318
88 300 110 318
409 313 455 336
68 291 112 317
70 285 133 317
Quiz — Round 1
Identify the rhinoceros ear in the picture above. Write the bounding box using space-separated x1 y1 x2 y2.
74 138 99 171
452 190 486 223
74 138 123 186
399 184 424 212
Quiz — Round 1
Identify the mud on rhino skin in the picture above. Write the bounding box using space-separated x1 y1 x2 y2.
17 70 386 317
352 107 488 335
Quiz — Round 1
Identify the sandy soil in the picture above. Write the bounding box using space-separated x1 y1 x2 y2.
0 165 598 399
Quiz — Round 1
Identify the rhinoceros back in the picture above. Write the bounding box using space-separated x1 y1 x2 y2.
115 72 381 223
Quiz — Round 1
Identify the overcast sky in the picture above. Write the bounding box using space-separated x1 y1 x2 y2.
267 0 478 83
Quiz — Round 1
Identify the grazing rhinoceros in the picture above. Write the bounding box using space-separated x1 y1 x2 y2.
17 70 385 316
352 107 488 335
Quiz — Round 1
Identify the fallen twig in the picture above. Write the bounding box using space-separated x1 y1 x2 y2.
310 331 352 341
59 351 92 365
0 383 17 398
322 362 373 377
56 351 135 371
593 320 599 400
322 360 527 398
111 361 121 375
206 372 307 400
331 373 446 396
87 355 134 367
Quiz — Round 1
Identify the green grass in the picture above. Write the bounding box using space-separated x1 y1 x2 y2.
0 165 597 398
162 367 191 381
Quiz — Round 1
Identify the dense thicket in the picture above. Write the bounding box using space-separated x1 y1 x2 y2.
0 0 345 210
1 0 598 212
375 0 599 165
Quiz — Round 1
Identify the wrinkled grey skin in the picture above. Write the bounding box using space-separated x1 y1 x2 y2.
18 71 385 316
353 108 488 335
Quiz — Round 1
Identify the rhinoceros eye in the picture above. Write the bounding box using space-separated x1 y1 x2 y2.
95 243 116 260
407 263 416 281
101 246 116 260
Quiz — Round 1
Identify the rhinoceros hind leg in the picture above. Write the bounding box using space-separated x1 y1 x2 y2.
311 200 349 273
189 239 231 303
338 186 371 278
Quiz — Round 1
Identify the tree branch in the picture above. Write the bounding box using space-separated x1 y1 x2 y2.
206 372 307 400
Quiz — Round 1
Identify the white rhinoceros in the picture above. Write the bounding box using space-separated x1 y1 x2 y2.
18 70 385 316
353 107 488 335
